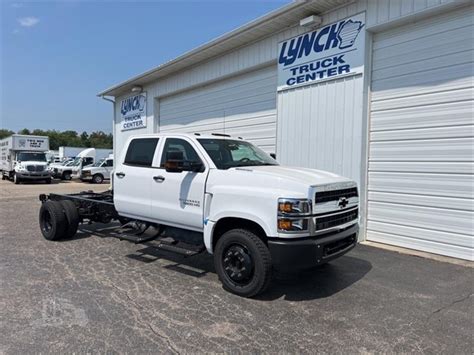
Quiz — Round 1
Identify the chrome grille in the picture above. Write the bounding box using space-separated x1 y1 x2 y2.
26 165 45 172
315 187 358 204
315 207 358 231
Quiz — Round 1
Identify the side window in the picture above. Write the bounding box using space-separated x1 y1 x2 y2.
106 159 114 167
160 138 201 167
83 157 94 166
124 138 159 167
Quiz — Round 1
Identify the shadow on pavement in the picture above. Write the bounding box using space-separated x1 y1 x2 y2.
73 223 372 301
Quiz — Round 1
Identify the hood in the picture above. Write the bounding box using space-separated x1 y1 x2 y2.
233 165 352 186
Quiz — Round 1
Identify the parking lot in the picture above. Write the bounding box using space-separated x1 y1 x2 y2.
0 179 472 354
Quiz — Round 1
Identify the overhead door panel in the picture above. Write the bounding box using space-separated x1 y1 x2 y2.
158 65 277 152
367 6 474 260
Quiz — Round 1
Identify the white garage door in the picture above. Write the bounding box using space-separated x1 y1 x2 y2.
158 65 277 152
367 6 474 260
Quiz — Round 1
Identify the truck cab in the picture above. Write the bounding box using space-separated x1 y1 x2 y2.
113 133 359 295
52 148 95 180
80 157 114 184
39 133 359 297
10 151 51 184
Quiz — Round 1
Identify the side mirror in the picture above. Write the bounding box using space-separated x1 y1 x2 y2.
270 153 276 159
165 151 184 173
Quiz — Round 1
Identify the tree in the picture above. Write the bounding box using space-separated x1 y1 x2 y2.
0 129 14 140
18 128 30 135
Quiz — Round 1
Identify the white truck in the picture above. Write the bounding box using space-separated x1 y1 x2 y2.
38 133 358 297
59 146 113 161
51 148 112 180
0 134 52 184
80 156 114 184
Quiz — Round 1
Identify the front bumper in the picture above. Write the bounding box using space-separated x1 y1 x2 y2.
268 223 358 270
16 172 51 180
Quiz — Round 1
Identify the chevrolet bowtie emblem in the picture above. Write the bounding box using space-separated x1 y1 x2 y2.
338 197 349 209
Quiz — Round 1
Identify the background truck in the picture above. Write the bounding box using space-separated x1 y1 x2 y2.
59 146 112 161
80 155 114 184
1 134 52 184
38 133 359 297
51 148 112 180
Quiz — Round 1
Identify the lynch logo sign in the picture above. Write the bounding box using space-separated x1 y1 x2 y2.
278 13 365 91
120 93 147 131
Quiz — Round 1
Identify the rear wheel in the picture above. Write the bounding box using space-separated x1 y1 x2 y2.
60 200 80 238
214 229 272 298
92 174 104 184
39 201 68 241
62 172 72 180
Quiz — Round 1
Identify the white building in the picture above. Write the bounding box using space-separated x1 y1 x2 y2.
99 0 473 260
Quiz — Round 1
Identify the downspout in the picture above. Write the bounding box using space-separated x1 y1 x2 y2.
100 95 116 190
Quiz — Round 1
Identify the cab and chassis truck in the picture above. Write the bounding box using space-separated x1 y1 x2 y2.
38 133 359 297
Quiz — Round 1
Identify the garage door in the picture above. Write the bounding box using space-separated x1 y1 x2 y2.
367 6 474 260
158 65 277 152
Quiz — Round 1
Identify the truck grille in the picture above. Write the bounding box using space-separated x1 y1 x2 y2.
315 187 358 203
27 165 45 172
315 207 358 231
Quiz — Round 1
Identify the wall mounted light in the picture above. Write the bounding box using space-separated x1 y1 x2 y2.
131 85 143 93
300 15 322 28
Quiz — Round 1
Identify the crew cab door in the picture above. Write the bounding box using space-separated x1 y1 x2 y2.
151 137 208 231
113 137 160 220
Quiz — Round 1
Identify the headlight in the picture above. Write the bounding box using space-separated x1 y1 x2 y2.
278 218 309 232
277 198 311 233
278 198 311 215
17 166 27 172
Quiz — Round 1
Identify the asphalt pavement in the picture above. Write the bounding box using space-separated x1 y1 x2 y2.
0 179 472 353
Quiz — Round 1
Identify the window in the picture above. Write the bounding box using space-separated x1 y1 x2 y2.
198 139 278 170
83 157 94 166
105 159 114 167
160 138 202 167
124 138 159 167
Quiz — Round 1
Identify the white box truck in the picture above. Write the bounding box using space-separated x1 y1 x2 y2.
38 133 358 297
0 134 52 184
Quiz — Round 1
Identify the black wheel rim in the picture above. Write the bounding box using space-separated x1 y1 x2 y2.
222 244 254 285
41 210 53 233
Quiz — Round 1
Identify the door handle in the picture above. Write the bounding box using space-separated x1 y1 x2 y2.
116 172 125 178
153 175 165 182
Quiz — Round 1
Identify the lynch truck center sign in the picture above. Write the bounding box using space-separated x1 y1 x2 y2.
278 13 365 91
120 92 147 131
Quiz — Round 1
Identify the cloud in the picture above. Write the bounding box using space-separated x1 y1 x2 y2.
18 17 40 28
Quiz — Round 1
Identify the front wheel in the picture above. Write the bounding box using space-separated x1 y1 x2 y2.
92 174 104 184
62 172 72 181
13 173 20 184
214 229 272 298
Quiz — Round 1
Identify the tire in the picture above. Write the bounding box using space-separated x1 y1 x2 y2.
92 174 104 184
214 229 272 298
13 173 20 184
60 200 80 238
39 201 68 241
45 178 52 184
63 172 72 180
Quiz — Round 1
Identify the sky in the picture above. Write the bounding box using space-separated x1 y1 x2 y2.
1 0 289 134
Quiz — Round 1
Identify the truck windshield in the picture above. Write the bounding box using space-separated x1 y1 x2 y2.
17 152 46 162
91 159 105 167
198 139 278 169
